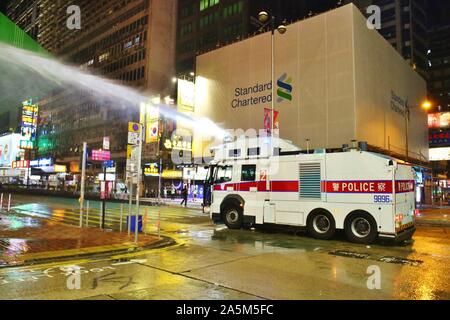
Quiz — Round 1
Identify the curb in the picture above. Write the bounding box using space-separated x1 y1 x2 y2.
415 221 450 228
0 236 176 269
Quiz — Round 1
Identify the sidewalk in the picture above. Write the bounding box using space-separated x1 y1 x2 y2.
0 212 171 268
141 197 205 210
415 207 450 227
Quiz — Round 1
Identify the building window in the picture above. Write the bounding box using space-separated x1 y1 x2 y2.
200 0 219 11
223 1 243 18
241 165 256 182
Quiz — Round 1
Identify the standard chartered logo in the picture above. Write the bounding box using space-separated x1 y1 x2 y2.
277 73 293 102
232 73 293 108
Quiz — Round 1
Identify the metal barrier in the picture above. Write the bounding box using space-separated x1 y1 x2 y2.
3 195 163 238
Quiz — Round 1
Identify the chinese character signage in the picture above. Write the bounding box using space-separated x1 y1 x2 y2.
21 101 38 143
144 163 160 176
20 140 34 150
163 135 192 151
91 150 111 161
12 160 29 169
429 130 450 147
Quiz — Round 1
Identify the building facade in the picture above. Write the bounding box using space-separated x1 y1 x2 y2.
6 0 178 188
427 25 450 112
347 0 428 77
193 4 428 163
176 0 427 77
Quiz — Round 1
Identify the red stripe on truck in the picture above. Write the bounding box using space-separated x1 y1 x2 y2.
213 180 415 193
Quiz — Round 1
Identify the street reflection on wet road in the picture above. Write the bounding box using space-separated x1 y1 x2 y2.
0 194 449 300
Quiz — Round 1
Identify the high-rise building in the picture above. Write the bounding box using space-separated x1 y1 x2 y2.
427 25 450 111
6 0 41 40
346 0 428 77
176 0 427 77
6 0 177 182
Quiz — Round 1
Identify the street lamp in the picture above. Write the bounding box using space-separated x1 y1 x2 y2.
405 100 432 162
251 11 287 151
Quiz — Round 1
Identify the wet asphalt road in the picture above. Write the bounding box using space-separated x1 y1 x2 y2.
0 194 449 300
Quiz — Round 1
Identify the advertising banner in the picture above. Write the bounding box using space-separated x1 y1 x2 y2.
92 150 111 161
264 108 279 134
428 113 450 129
0 134 22 167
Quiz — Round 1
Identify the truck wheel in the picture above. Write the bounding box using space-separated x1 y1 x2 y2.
222 206 243 229
345 211 378 244
307 210 336 240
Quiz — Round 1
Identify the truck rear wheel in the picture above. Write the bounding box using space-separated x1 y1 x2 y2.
222 206 243 229
345 211 378 244
307 210 336 240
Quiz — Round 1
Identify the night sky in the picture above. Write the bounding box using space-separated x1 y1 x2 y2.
0 0 9 15
0 0 449 27
428 0 450 28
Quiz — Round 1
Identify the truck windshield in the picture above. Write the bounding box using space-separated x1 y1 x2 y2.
214 165 233 184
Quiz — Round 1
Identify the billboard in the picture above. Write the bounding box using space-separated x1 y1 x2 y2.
20 101 38 145
0 134 22 167
177 79 195 114
429 147 450 161
140 102 159 143
428 113 450 129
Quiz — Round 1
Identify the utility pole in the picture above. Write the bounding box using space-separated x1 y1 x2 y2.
158 155 162 203
79 142 87 228
101 165 106 229
135 124 143 243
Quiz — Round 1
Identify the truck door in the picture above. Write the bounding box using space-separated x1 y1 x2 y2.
239 164 258 216
394 164 415 229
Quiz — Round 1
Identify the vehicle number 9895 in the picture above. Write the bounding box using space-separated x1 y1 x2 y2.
374 195 391 203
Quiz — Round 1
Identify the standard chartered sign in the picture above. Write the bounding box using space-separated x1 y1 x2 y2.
232 82 272 108
231 73 294 109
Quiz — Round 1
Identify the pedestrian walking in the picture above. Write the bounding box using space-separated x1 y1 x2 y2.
193 186 197 203
180 185 188 207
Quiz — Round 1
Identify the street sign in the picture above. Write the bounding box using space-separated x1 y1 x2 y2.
128 122 141 133
128 131 140 145
103 160 115 168
103 136 110 150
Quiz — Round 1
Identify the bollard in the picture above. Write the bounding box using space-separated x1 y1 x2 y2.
7 194 11 212
120 204 124 233
0 193 3 211
99 202 103 229
158 208 161 239
144 208 148 236
86 201 90 228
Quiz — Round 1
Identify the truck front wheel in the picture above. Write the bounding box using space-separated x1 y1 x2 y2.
222 206 243 229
